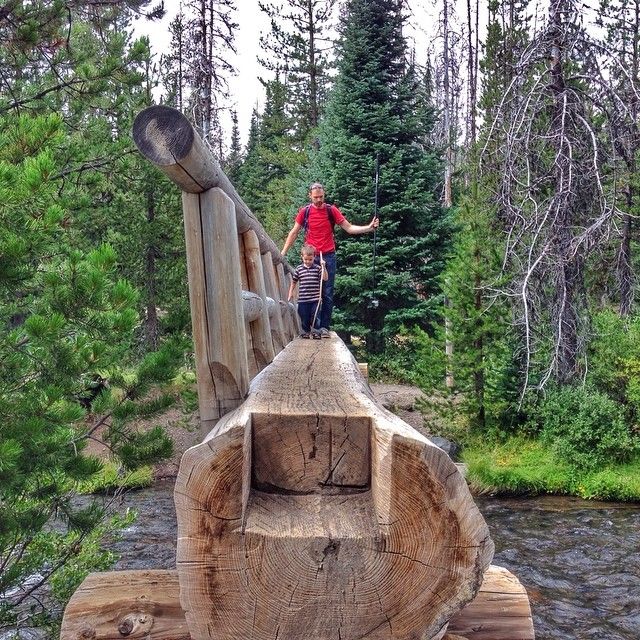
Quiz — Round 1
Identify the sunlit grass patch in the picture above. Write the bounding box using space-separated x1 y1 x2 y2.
76 462 153 494
464 437 640 502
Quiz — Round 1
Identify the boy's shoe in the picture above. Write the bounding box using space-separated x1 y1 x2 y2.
319 328 330 338
299 332 310 339
311 330 322 340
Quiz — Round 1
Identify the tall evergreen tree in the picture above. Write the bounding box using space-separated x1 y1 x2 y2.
0 5 189 631
225 108 243 183
597 0 640 315
159 9 188 109
259 0 336 144
0 112 182 635
236 108 264 212
312 0 451 353
181 0 237 151
236 80 302 245
435 0 531 427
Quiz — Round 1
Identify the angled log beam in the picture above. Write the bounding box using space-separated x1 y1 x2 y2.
133 105 284 271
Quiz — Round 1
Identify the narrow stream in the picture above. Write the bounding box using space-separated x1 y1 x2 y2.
109 482 640 640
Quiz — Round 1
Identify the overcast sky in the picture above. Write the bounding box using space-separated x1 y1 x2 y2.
133 0 471 146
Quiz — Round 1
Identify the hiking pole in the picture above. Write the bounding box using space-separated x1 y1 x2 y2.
311 251 324 334
370 152 380 309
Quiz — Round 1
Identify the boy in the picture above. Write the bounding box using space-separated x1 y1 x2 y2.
288 243 328 339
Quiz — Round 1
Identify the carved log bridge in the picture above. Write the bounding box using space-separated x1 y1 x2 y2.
60 107 535 640
61 339 535 640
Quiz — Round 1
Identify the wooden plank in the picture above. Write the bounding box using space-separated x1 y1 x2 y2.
60 565 533 640
242 229 275 375
60 570 189 640
448 565 535 639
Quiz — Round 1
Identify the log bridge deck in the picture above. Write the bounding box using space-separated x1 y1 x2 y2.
61 336 534 640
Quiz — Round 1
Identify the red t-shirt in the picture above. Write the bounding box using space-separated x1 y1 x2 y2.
295 203 346 254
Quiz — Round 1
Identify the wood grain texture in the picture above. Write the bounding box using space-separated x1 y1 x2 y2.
60 566 533 640
175 335 495 640
183 189 249 431
242 230 275 375
60 570 189 640
276 262 297 340
261 252 287 353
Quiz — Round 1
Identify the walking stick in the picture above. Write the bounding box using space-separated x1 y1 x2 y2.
311 251 324 333
371 153 380 309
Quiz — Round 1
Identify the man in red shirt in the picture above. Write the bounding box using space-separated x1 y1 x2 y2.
281 183 379 337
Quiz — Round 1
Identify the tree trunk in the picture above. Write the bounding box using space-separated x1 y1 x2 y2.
144 189 159 350
174 336 494 640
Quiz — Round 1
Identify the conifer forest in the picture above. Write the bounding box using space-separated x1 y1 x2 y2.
1 0 640 635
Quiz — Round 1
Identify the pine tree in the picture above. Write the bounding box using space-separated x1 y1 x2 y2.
236 108 265 213
597 0 640 315
0 5 188 630
435 0 531 427
160 9 188 109
482 0 617 389
236 80 302 245
312 0 452 353
0 113 181 633
258 0 337 144
181 0 237 149
225 108 243 183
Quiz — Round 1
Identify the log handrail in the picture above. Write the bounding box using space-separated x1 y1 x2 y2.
133 106 299 427
133 105 285 269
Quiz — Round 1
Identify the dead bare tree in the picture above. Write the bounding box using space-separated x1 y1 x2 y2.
482 0 618 395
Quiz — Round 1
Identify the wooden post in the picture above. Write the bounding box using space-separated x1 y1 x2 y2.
183 188 249 432
243 230 275 375
276 262 296 340
261 252 287 352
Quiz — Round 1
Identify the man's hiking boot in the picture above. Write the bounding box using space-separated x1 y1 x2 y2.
300 332 310 339
319 328 330 338
311 330 322 340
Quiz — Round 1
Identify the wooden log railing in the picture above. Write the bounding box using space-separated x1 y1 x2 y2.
132 105 299 430
59 108 535 640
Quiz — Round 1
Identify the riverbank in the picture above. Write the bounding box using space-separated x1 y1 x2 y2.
464 436 640 502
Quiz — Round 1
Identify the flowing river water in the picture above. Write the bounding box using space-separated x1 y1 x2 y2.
107 481 640 640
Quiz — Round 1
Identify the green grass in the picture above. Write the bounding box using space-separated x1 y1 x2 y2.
76 462 154 494
464 436 640 502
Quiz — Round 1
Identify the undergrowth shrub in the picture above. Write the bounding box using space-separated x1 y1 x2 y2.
535 385 638 471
